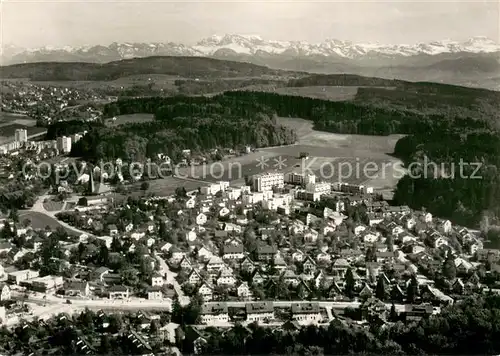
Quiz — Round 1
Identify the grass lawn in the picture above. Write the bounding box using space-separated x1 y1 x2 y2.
43 200 64 212
18 211 77 235
0 124 46 138
126 177 207 197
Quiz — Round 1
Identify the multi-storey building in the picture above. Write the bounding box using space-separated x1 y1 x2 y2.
252 172 284 192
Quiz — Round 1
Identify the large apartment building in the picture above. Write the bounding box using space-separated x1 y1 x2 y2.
252 172 284 192
14 129 28 143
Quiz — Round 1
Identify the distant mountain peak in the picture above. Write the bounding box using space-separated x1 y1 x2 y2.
2 34 499 66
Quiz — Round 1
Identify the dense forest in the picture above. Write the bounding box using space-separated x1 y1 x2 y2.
45 120 105 140
71 95 296 162
0 56 291 81
190 295 500 356
393 130 500 226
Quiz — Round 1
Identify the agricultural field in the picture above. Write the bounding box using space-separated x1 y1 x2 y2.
236 85 358 101
0 112 36 126
197 154 303 184
134 176 208 196
32 74 182 90
18 211 75 234
253 117 405 190
104 113 155 127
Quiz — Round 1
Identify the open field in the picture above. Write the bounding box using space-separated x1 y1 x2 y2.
235 85 358 101
18 211 75 234
0 112 36 125
130 176 208 196
31 74 183 90
188 154 304 184
258 117 405 189
0 124 46 137
275 86 359 101
104 113 155 127
43 200 64 212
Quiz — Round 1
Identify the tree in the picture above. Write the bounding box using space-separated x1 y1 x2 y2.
344 268 355 299
407 275 419 303
159 221 167 240
150 320 160 334
119 267 139 286
175 187 187 199
108 314 123 333
9 208 19 223
98 243 110 266
140 181 150 191
99 334 112 354
389 303 398 322
78 197 88 206
442 254 457 280
1 221 12 239
375 275 387 301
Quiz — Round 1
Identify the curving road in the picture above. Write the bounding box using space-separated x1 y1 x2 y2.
21 194 96 238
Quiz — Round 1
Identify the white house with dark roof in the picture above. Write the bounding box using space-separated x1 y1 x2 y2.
201 303 229 325
246 302 274 323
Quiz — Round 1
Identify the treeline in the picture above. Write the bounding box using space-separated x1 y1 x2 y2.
45 120 104 140
223 91 492 135
72 96 296 162
192 295 500 356
287 74 400 87
175 78 286 96
393 130 500 226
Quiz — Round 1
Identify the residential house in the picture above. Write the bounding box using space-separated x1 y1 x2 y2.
0 284 11 301
108 224 118 236
331 258 350 278
403 304 434 322
291 302 322 324
251 270 266 285
240 256 258 274
206 256 225 272
223 245 245 260
146 286 163 300
200 303 229 325
187 270 203 285
199 282 214 301
185 229 197 242
237 281 252 300
257 245 277 261
196 213 207 226
151 273 163 287
216 268 237 287
440 220 452 234
31 275 64 292
186 198 196 209
108 285 130 299
7 269 39 284
246 302 274 323
303 256 317 275
64 281 90 297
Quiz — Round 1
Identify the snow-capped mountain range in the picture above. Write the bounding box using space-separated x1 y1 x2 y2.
2 34 499 65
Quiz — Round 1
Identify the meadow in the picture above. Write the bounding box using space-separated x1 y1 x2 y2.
104 113 155 127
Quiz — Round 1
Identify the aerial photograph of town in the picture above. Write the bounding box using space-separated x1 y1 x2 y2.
0 1 499 355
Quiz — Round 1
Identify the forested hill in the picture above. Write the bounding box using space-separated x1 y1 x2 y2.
71 95 296 162
0 56 296 81
93 89 500 227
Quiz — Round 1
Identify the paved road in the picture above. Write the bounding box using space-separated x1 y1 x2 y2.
154 252 190 306
16 293 412 313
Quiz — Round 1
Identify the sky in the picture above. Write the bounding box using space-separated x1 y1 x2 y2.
1 0 499 48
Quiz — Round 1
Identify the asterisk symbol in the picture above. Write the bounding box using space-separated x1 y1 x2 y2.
273 156 288 170
256 156 270 170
